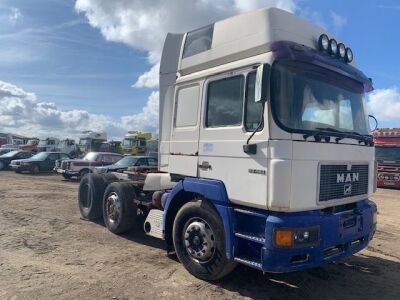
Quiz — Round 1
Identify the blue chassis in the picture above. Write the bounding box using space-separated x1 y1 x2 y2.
163 177 377 273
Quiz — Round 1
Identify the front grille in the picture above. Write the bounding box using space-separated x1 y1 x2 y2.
319 164 369 202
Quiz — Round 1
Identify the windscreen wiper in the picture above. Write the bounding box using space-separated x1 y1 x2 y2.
315 127 373 145
303 130 332 142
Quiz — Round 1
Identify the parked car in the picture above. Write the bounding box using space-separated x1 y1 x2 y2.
54 152 123 180
0 148 15 156
11 152 71 174
94 156 158 174
0 150 33 170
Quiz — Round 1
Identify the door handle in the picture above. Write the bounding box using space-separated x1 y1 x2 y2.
199 161 212 170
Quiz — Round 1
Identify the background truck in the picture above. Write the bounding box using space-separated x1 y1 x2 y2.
56 139 79 157
77 8 377 280
37 137 60 152
373 128 400 188
78 131 107 154
19 138 39 152
121 131 152 155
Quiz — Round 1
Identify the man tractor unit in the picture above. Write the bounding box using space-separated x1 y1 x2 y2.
78 8 377 280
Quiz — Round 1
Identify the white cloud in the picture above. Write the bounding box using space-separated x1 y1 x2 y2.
75 0 297 86
0 80 158 139
132 63 160 89
367 87 400 122
330 11 347 31
9 7 22 24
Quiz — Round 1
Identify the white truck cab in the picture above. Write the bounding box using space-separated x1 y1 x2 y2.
78 8 377 280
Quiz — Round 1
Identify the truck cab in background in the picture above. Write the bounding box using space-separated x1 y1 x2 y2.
37 137 60 152
373 128 400 188
78 131 107 154
121 131 152 155
78 8 377 280
19 138 40 152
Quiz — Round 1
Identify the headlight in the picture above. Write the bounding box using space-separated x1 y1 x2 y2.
345 47 353 63
274 226 320 248
329 39 338 55
337 43 346 59
318 34 329 51
21 162 31 166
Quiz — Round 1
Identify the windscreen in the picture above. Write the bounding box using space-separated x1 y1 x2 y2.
115 156 138 166
271 61 370 136
375 147 400 161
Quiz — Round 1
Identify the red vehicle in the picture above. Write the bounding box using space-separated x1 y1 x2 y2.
373 128 400 188
19 139 39 152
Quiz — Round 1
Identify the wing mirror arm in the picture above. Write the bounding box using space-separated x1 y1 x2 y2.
243 63 270 155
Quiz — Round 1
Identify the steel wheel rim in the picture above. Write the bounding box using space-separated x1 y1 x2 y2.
106 192 121 224
184 218 215 263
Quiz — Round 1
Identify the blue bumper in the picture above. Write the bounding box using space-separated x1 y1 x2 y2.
232 200 377 273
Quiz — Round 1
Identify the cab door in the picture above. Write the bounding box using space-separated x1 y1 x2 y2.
169 81 203 177
198 69 268 207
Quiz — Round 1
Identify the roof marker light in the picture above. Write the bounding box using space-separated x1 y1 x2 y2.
318 34 329 51
345 47 353 63
329 39 338 56
337 43 346 59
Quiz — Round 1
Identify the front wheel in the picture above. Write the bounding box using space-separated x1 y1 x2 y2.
172 199 237 281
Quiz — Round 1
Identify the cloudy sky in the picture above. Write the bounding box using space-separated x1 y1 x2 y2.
0 0 399 139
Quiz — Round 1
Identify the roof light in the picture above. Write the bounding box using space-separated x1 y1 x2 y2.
337 43 346 59
329 39 338 55
318 34 329 51
345 47 353 63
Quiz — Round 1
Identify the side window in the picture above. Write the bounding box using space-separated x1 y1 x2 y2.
47 154 58 161
102 155 113 163
175 85 200 128
245 72 263 131
206 76 244 127
23 152 32 158
148 158 158 166
137 158 148 166
182 24 214 58
112 156 122 163
95 155 102 162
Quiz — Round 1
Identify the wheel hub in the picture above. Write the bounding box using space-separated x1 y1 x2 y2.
106 192 121 223
184 220 215 261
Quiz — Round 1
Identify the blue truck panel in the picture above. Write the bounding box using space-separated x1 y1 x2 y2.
163 177 377 273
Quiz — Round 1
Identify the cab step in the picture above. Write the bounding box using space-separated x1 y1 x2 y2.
234 256 263 270
234 232 266 244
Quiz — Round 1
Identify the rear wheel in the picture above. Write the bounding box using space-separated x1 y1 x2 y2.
103 182 137 234
78 174 106 220
173 199 237 281
78 169 90 180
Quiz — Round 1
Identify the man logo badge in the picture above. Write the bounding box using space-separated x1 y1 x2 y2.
344 183 352 196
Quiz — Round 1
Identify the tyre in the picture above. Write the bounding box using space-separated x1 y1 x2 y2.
62 173 72 180
32 164 40 174
78 174 106 220
0 161 4 170
78 169 90 180
103 182 137 234
173 199 237 281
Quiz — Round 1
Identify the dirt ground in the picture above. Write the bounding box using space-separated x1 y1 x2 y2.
0 171 399 300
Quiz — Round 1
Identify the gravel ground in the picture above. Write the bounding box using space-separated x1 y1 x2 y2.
0 171 399 300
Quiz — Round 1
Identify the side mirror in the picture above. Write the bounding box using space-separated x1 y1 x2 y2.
255 63 270 103
368 114 378 132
